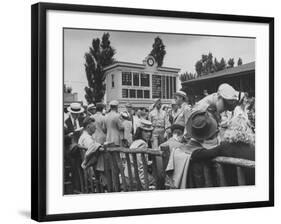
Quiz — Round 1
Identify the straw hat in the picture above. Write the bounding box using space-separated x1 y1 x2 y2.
139 119 154 131
87 103 96 110
186 110 218 141
67 102 84 114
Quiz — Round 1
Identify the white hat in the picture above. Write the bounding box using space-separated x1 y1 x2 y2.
67 102 84 114
87 103 96 110
217 83 238 101
139 119 154 131
121 111 129 118
109 100 119 106
174 90 187 99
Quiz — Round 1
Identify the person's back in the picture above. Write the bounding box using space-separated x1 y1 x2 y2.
105 110 123 145
92 112 106 144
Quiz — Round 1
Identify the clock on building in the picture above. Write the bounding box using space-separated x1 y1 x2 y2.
147 57 155 66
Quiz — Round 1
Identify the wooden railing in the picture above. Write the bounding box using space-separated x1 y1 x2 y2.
64 145 255 194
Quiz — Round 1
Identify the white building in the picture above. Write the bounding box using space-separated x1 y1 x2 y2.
103 56 180 110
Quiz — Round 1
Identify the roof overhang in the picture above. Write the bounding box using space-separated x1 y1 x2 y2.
103 61 180 73
181 62 255 85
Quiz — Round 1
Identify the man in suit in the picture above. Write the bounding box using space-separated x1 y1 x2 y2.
104 100 124 146
64 102 84 146
91 103 106 145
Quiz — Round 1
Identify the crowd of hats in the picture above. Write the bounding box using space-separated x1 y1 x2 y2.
67 83 253 142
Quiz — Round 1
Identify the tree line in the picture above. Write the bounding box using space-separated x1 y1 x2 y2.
180 53 243 82
82 34 243 103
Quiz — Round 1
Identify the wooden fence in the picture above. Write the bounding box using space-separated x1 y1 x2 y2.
64 144 255 194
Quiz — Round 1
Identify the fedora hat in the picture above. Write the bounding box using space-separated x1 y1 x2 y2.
174 90 187 99
96 102 105 109
186 110 218 141
67 102 84 114
139 119 154 131
170 123 185 133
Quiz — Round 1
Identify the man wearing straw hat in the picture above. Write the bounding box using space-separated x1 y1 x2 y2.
64 102 85 151
64 103 84 137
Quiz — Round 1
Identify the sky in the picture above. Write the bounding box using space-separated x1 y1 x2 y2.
64 28 255 102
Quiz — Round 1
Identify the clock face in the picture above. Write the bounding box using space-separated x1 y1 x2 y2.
147 58 154 66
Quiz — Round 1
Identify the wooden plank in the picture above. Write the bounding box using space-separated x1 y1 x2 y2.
88 167 95 193
151 155 160 189
125 153 134 191
236 166 246 185
160 145 170 171
109 152 120 192
103 152 112 192
214 163 227 186
212 157 255 169
83 170 89 193
141 153 149 190
113 152 128 191
106 147 162 156
203 164 213 187
159 145 170 189
132 153 142 191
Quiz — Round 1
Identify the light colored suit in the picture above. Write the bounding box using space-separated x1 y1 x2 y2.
105 110 124 145
91 112 106 144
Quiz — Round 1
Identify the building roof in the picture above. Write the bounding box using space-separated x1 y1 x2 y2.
103 61 181 73
181 61 255 84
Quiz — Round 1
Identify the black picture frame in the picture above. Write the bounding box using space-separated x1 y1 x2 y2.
31 2 274 222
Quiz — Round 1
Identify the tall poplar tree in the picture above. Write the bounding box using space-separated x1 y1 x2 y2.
84 33 116 104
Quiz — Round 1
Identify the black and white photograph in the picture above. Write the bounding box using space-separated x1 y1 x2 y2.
63 28 256 194
30 2 274 221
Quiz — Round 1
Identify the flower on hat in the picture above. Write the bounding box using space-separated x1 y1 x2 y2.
220 114 255 145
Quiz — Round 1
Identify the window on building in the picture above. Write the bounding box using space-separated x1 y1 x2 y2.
152 75 161 99
161 75 166 99
144 90 150 98
170 76 173 98
166 76 170 99
122 72 132 86
173 77 176 95
141 73 150 87
137 90 143 98
122 89 128 98
133 73 139 86
111 74 115 88
129 89 136 98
